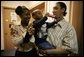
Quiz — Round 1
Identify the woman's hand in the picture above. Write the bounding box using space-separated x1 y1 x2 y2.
27 23 35 35
10 26 18 35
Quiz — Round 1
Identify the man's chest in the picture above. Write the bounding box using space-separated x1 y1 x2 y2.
48 25 67 40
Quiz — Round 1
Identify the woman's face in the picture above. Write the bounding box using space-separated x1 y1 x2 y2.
20 10 31 26
53 3 64 18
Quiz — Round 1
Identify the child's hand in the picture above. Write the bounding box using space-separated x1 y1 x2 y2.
45 13 50 17
45 13 55 18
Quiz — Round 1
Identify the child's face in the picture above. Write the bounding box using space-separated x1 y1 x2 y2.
32 11 43 20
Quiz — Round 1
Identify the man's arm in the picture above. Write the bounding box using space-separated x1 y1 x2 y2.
40 25 78 56
45 48 70 55
39 47 70 56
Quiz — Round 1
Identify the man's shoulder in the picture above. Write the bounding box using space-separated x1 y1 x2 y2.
63 21 76 32
60 19 73 28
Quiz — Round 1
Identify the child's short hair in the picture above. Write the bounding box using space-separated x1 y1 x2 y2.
32 9 41 16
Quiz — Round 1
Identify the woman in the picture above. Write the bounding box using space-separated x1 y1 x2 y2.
11 6 38 56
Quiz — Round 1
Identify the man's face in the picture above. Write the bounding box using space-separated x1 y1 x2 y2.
53 4 63 18
32 11 43 20
20 10 31 25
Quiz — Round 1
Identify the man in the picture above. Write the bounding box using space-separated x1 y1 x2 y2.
11 6 38 56
39 2 78 56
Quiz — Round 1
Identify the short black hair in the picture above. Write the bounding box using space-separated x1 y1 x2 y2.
57 2 67 16
15 6 29 15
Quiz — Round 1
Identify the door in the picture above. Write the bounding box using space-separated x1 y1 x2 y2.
3 7 20 50
71 1 83 55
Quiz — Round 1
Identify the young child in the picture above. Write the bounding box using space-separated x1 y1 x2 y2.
31 9 57 50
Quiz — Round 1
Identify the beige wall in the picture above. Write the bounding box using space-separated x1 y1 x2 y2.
1 1 45 9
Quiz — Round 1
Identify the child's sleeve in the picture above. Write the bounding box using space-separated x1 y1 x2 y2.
34 16 48 28
46 21 57 29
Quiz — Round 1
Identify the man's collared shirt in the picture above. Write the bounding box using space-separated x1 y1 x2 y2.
47 19 78 54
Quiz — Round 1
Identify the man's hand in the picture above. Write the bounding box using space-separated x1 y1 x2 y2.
39 49 48 56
